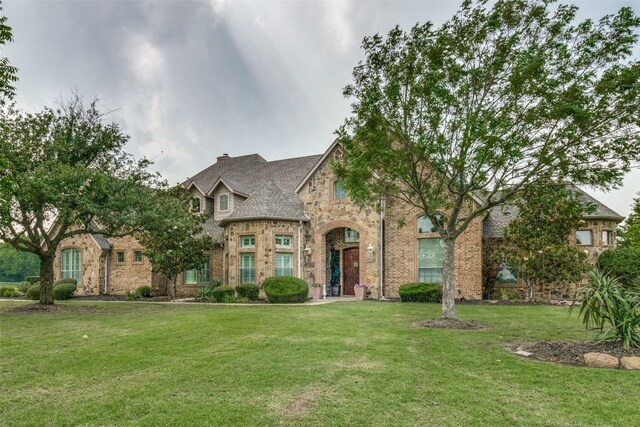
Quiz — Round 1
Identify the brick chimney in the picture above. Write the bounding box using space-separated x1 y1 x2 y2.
217 153 230 162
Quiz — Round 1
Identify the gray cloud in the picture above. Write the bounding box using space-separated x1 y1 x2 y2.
3 0 639 216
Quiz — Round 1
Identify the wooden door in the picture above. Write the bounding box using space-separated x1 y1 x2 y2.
343 248 359 296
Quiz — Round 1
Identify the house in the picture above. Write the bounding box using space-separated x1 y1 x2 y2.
53 141 623 300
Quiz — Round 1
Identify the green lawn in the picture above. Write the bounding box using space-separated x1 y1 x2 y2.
1 301 638 426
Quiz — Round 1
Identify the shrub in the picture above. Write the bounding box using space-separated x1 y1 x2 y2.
399 283 442 302
53 283 77 300
136 286 152 298
24 276 40 285
236 283 260 300
571 271 640 349
195 285 215 301
27 283 40 300
210 279 224 289
263 277 308 304
125 290 140 301
598 247 640 287
0 286 21 297
17 281 31 294
212 285 235 302
54 277 77 287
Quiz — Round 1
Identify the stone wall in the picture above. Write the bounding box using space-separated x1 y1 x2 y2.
383 198 484 299
54 233 106 296
106 235 155 295
296 146 382 297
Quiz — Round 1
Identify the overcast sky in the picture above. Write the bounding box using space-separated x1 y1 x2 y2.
3 0 639 217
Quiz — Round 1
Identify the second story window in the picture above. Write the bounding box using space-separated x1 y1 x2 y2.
576 230 592 246
116 251 125 264
219 194 229 211
240 235 255 248
333 181 346 200
275 235 292 249
601 230 614 246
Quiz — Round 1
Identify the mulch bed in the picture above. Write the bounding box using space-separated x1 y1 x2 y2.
412 319 491 330
513 341 640 366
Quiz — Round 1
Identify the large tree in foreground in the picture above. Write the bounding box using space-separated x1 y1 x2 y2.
0 1 18 105
136 186 213 299
335 0 640 319
0 97 163 304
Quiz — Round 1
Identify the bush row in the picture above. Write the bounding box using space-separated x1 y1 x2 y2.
125 285 153 300
195 282 260 303
399 282 443 302
26 278 78 300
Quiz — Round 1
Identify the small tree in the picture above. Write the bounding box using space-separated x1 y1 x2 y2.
0 96 162 304
136 186 214 298
492 182 591 299
335 0 640 319
618 192 640 248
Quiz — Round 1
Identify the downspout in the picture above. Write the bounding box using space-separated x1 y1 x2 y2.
103 253 109 295
298 221 302 278
379 196 385 300
222 242 226 284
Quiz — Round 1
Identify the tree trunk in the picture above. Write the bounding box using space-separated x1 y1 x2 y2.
169 276 177 299
441 238 456 319
39 255 55 305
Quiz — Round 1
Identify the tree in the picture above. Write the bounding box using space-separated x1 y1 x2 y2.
0 242 39 282
0 1 18 104
492 182 591 299
136 186 214 299
0 96 163 304
335 0 640 319
618 192 640 248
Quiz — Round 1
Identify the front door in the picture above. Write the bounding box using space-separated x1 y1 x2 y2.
343 248 359 296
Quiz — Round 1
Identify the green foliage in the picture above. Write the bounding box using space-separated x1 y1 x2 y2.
53 278 77 287
210 279 224 289
236 283 260 300
52 282 76 300
0 285 21 297
492 181 591 299
136 286 152 298
212 285 235 302
24 276 40 285
26 284 40 300
0 244 39 282
598 247 640 287
399 283 442 302
335 0 640 319
194 285 215 301
263 277 309 304
0 95 165 304
135 186 214 298
125 290 140 301
499 288 523 302
619 193 640 249
571 271 640 349
0 2 18 105
17 281 31 294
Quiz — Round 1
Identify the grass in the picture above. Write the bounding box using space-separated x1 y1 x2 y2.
1 301 639 426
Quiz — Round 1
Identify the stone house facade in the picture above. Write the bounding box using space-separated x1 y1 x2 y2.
53 141 623 300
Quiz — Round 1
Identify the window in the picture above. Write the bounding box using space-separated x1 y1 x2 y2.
275 253 293 277
497 265 517 284
601 230 614 246
345 228 359 243
61 248 81 283
219 194 229 211
418 215 442 233
240 235 255 248
184 258 210 285
240 253 255 283
576 230 592 245
418 238 444 283
191 197 201 212
333 181 346 200
134 250 143 263
116 251 125 264
275 235 292 249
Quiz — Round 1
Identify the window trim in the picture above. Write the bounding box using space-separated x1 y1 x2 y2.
60 248 81 284
333 181 347 201
344 228 360 243
275 235 293 249
219 194 229 212
184 257 210 285
133 250 143 264
417 238 444 284
601 230 614 246
240 235 256 249
275 252 293 277
576 230 593 246
115 251 126 264
240 252 256 283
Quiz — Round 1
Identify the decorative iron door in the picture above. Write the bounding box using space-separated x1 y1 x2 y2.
343 248 359 296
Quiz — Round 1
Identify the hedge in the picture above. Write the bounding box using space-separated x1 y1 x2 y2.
27 284 41 300
24 276 40 285
0 286 21 297
399 282 442 302
598 247 640 286
263 277 308 304
212 285 235 302
53 283 77 300
236 283 260 300
54 278 77 287
136 286 152 298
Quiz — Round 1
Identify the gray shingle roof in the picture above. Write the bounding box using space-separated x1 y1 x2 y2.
186 153 322 226
91 233 112 250
202 216 224 243
483 184 624 239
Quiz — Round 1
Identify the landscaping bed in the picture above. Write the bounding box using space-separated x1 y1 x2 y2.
512 341 640 367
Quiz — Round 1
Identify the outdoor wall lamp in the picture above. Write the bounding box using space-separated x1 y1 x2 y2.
304 245 312 256
366 243 375 259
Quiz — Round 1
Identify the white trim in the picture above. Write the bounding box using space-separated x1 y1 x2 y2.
185 180 207 196
207 177 249 198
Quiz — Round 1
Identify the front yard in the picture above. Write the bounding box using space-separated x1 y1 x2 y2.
1 301 638 426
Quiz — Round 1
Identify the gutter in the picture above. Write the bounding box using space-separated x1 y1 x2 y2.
298 221 302 279
379 195 385 300
103 254 109 295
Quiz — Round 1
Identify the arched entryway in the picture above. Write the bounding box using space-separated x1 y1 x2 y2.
324 226 362 296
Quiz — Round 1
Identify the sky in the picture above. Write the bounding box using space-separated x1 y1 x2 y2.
3 0 639 217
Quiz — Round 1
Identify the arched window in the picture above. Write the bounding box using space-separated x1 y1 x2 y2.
61 248 81 283
219 194 229 211
417 214 443 233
